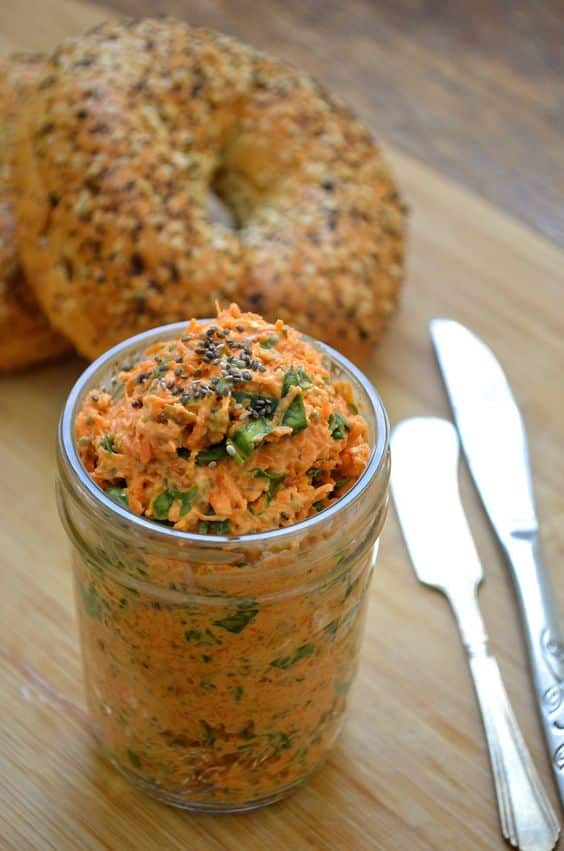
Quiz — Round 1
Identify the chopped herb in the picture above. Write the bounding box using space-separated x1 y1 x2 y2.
282 394 308 432
268 731 293 758
200 720 215 746
214 604 258 634
253 469 286 503
227 417 272 463
282 366 312 396
211 376 232 396
259 333 280 349
127 749 141 769
344 576 360 599
79 584 104 621
176 447 191 460
106 485 128 507
198 519 230 535
334 478 352 490
184 628 222 646
323 618 340 635
307 467 323 486
233 685 243 701
153 486 197 519
348 401 359 415
196 443 228 465
271 642 315 669
100 434 116 453
201 654 212 663
313 500 325 512
328 411 350 440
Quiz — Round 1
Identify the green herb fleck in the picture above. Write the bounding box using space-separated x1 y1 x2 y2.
268 731 293 757
196 442 228 465
201 654 212 663
328 411 350 440
100 434 116 453
227 417 272 463
307 467 324 487
200 720 215 746
176 447 191 460
282 366 312 396
323 618 340 635
259 333 280 349
271 642 315 669
153 486 197 520
79 584 104 621
107 485 128 508
233 685 244 701
214 604 258 634
211 376 233 396
253 469 286 503
127 749 141 769
348 401 359 415
198 519 229 536
184 628 222 646
313 500 325 512
282 393 308 432
344 576 359 599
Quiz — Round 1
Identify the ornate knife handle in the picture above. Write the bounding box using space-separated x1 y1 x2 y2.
449 586 560 848
505 533 564 806
469 653 560 848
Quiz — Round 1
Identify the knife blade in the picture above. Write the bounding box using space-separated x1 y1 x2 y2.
391 417 560 849
430 318 564 807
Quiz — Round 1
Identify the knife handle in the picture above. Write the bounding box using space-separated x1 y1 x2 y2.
504 533 564 807
469 652 560 849
448 587 561 848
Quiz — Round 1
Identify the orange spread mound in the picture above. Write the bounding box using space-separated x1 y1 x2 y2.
77 304 370 535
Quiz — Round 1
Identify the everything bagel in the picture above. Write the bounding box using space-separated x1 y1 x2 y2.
12 18 405 362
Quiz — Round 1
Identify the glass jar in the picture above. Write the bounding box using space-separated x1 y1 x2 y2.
57 322 390 813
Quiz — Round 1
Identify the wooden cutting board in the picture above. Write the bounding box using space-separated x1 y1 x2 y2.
1 3 562 849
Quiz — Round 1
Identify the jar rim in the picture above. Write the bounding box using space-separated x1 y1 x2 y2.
59 320 389 547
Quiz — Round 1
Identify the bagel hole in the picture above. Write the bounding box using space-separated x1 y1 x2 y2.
206 191 236 230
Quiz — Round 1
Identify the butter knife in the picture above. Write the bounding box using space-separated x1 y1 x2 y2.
391 417 560 850
430 318 564 807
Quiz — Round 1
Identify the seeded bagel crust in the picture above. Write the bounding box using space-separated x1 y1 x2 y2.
12 18 405 362
0 56 70 371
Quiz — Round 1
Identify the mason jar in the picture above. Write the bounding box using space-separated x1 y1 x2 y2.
57 322 390 813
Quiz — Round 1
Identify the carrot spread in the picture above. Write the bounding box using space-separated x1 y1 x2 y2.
72 305 378 808
76 304 370 535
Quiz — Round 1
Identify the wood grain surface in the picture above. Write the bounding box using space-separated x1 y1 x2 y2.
84 0 564 248
0 2 563 850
